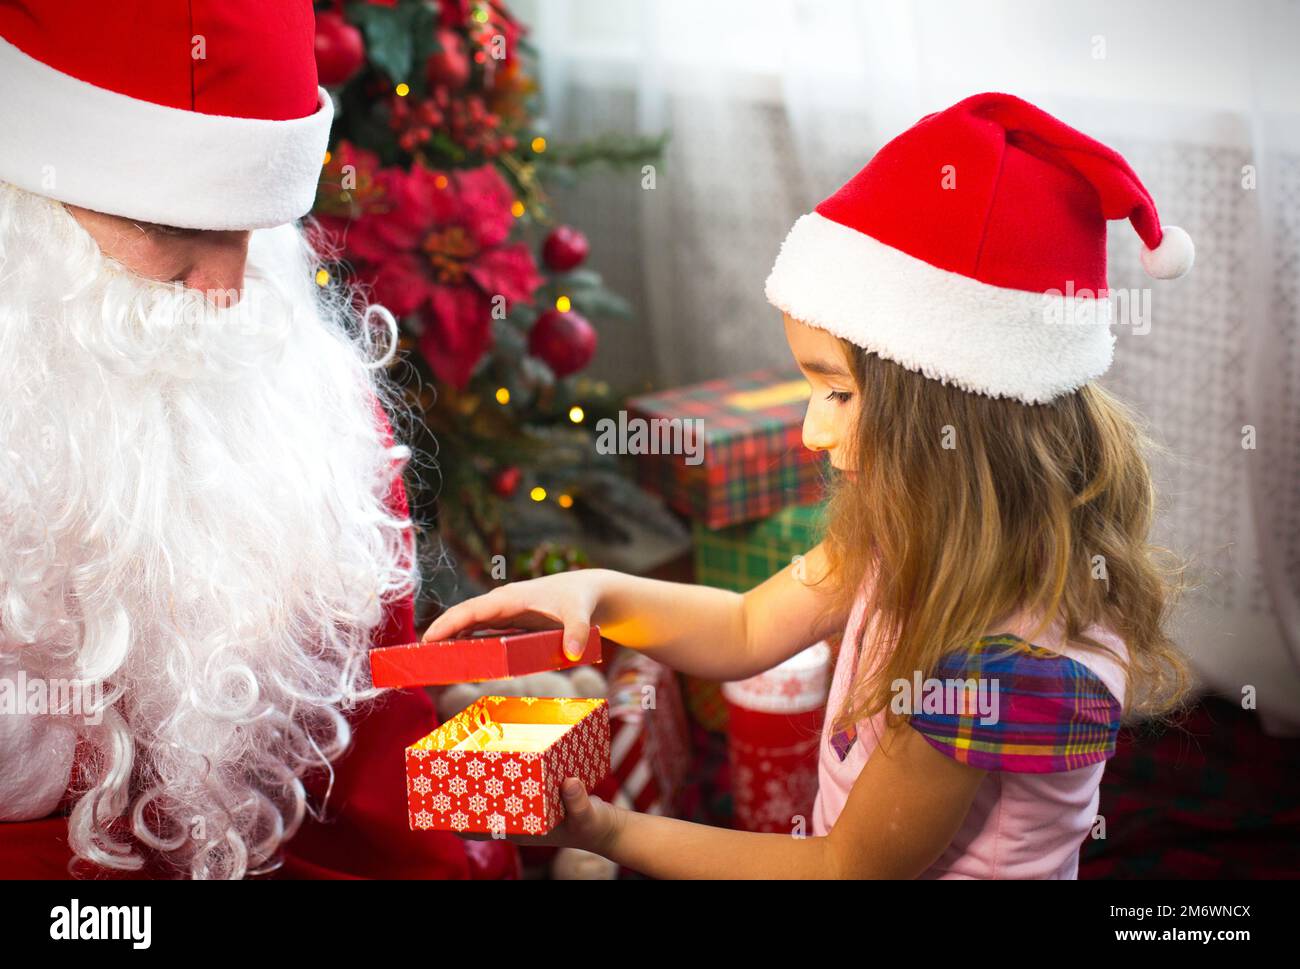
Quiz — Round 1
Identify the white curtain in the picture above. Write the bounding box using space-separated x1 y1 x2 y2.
517 0 1300 730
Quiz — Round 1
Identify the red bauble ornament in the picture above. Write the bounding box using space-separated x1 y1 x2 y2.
542 226 590 273
427 28 472 90
491 466 522 498
529 309 597 377
315 12 366 87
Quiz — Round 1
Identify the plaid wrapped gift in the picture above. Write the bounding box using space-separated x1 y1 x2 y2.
682 674 730 733
693 501 825 593
626 369 825 530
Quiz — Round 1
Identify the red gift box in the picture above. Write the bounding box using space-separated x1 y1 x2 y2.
371 626 603 688
405 696 610 835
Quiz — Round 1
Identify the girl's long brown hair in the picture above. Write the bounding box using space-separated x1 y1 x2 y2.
823 343 1192 735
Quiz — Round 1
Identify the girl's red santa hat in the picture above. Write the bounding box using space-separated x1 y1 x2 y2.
765 92 1195 405
0 0 332 231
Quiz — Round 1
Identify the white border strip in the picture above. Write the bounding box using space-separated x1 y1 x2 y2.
764 212 1116 404
0 36 332 230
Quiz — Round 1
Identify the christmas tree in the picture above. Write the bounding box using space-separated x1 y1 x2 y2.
310 0 676 615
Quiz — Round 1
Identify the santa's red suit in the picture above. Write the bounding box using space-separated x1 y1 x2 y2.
0 1 517 879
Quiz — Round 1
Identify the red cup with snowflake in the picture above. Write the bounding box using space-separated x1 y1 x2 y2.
722 643 831 834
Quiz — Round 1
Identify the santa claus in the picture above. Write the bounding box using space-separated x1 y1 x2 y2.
0 1 514 880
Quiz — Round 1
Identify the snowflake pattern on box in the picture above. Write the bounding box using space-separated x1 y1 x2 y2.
404 696 610 835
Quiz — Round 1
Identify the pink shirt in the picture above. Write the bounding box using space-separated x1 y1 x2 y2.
811 590 1128 879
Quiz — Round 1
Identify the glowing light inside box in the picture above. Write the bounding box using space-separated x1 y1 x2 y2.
455 722 571 752
414 696 605 754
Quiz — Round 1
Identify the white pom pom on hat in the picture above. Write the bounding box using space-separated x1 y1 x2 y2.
1141 225 1196 280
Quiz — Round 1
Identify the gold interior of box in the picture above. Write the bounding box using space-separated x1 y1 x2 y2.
455 722 571 752
413 696 605 754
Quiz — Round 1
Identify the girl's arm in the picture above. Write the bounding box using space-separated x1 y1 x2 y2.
421 543 847 682
595 542 846 679
550 717 987 878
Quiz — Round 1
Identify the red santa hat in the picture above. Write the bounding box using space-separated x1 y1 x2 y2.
0 0 332 231
765 92 1195 405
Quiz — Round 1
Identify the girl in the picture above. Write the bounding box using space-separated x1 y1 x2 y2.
420 92 1196 879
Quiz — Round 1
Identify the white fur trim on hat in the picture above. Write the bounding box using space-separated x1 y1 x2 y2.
0 36 333 231
764 212 1116 405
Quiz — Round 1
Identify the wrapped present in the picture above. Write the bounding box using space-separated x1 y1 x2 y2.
722 643 831 834
371 627 603 688
682 674 730 733
405 696 610 835
693 501 825 593
626 369 824 530
595 647 692 817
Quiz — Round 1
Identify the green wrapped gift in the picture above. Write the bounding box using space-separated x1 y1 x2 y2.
693 501 825 593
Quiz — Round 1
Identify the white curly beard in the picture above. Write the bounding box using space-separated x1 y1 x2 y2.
0 182 418 878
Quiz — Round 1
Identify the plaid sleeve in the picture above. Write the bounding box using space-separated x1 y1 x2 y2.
907 635 1122 773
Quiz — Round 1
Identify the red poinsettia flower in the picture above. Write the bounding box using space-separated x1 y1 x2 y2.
436 0 472 28
341 162 540 388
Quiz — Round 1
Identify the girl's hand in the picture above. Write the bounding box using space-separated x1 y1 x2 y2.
461 778 624 854
542 779 623 852
420 571 608 661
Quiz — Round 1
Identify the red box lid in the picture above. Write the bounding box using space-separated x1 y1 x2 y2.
370 626 603 688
